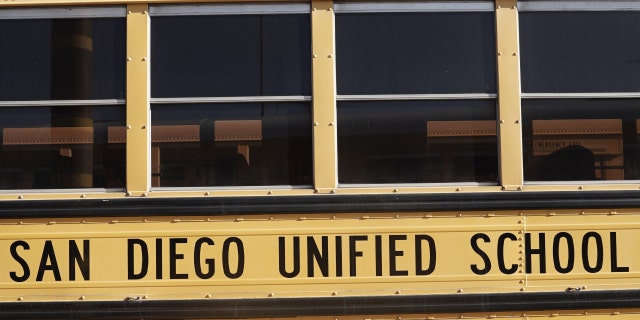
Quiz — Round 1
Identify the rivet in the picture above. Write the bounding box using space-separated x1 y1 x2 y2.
497 51 502 56
141 57 147 61
268 190 273 195
517 186 523 191
497 6 501 9
312 54 318 58
578 186 584 190
332 291 338 296
513 52 518 56
457 289 463 293
127 10 132 14
126 125 132 129
314 122 319 126
393 188 399 193
18 195 23 199
328 122 335 126
205 293 212 298
520 287 525 291
328 54 333 58
456 187 462 191
313 7 317 11
143 295 148 300
141 125 146 129
512 5 517 9
142 192 148 197
268 293 275 297
80 194 86 198
143 10 148 15
127 57 132 61
515 119 520 124
328 7 332 11
330 189 336 194
204 192 210 196
126 192 131 196
79 296 86 300
17 297 23 301
395 290 402 294
500 120 505 124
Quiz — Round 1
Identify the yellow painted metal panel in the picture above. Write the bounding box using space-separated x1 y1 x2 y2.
0 211 639 302
495 0 524 190
311 0 338 193
126 4 151 195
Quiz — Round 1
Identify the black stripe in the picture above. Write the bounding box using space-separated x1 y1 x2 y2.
1 290 639 319
1 191 640 218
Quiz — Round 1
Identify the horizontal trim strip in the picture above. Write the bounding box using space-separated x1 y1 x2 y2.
519 1 640 12
1 191 640 218
1 290 640 319
0 6 126 19
0 99 125 107
151 96 311 104
337 93 496 101
335 1 494 13
521 92 640 99
150 3 309 16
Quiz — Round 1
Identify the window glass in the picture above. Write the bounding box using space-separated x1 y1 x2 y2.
520 11 640 93
151 14 311 97
0 106 126 189
522 99 640 181
0 18 126 100
338 100 497 184
336 12 496 95
151 103 312 187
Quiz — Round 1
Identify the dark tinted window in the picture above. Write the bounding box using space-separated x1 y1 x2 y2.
338 100 497 183
0 18 126 100
336 12 496 95
151 103 312 187
522 99 640 181
151 14 311 97
520 12 640 93
0 106 126 189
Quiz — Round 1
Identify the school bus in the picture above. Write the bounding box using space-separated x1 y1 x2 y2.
1 0 640 319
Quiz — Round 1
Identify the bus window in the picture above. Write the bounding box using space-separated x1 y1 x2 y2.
0 11 126 190
149 4 312 188
522 100 640 181
520 5 640 181
335 4 497 184
338 100 497 184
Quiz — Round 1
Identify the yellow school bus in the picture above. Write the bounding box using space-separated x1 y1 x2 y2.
1 0 640 319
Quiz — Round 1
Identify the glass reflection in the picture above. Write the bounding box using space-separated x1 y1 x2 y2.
0 107 126 189
523 99 640 181
338 100 498 183
151 103 312 187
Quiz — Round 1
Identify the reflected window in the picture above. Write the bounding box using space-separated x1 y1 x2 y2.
0 8 126 190
335 2 498 184
150 4 312 188
338 100 497 184
0 107 126 189
151 103 312 187
522 100 640 181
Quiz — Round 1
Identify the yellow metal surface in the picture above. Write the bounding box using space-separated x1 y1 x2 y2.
126 4 151 196
311 0 338 193
0 210 638 302
495 0 524 190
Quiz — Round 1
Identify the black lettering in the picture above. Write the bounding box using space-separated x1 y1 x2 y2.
470 233 491 275
36 240 61 281
156 238 163 279
278 237 300 278
389 235 408 276
415 235 436 276
525 233 546 274
222 237 244 279
69 240 90 281
169 238 188 279
307 236 329 277
375 235 382 276
497 233 518 274
128 239 148 280
610 232 629 272
553 232 574 274
335 236 343 277
582 232 603 273
349 235 367 277
194 237 215 279
10 241 30 282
